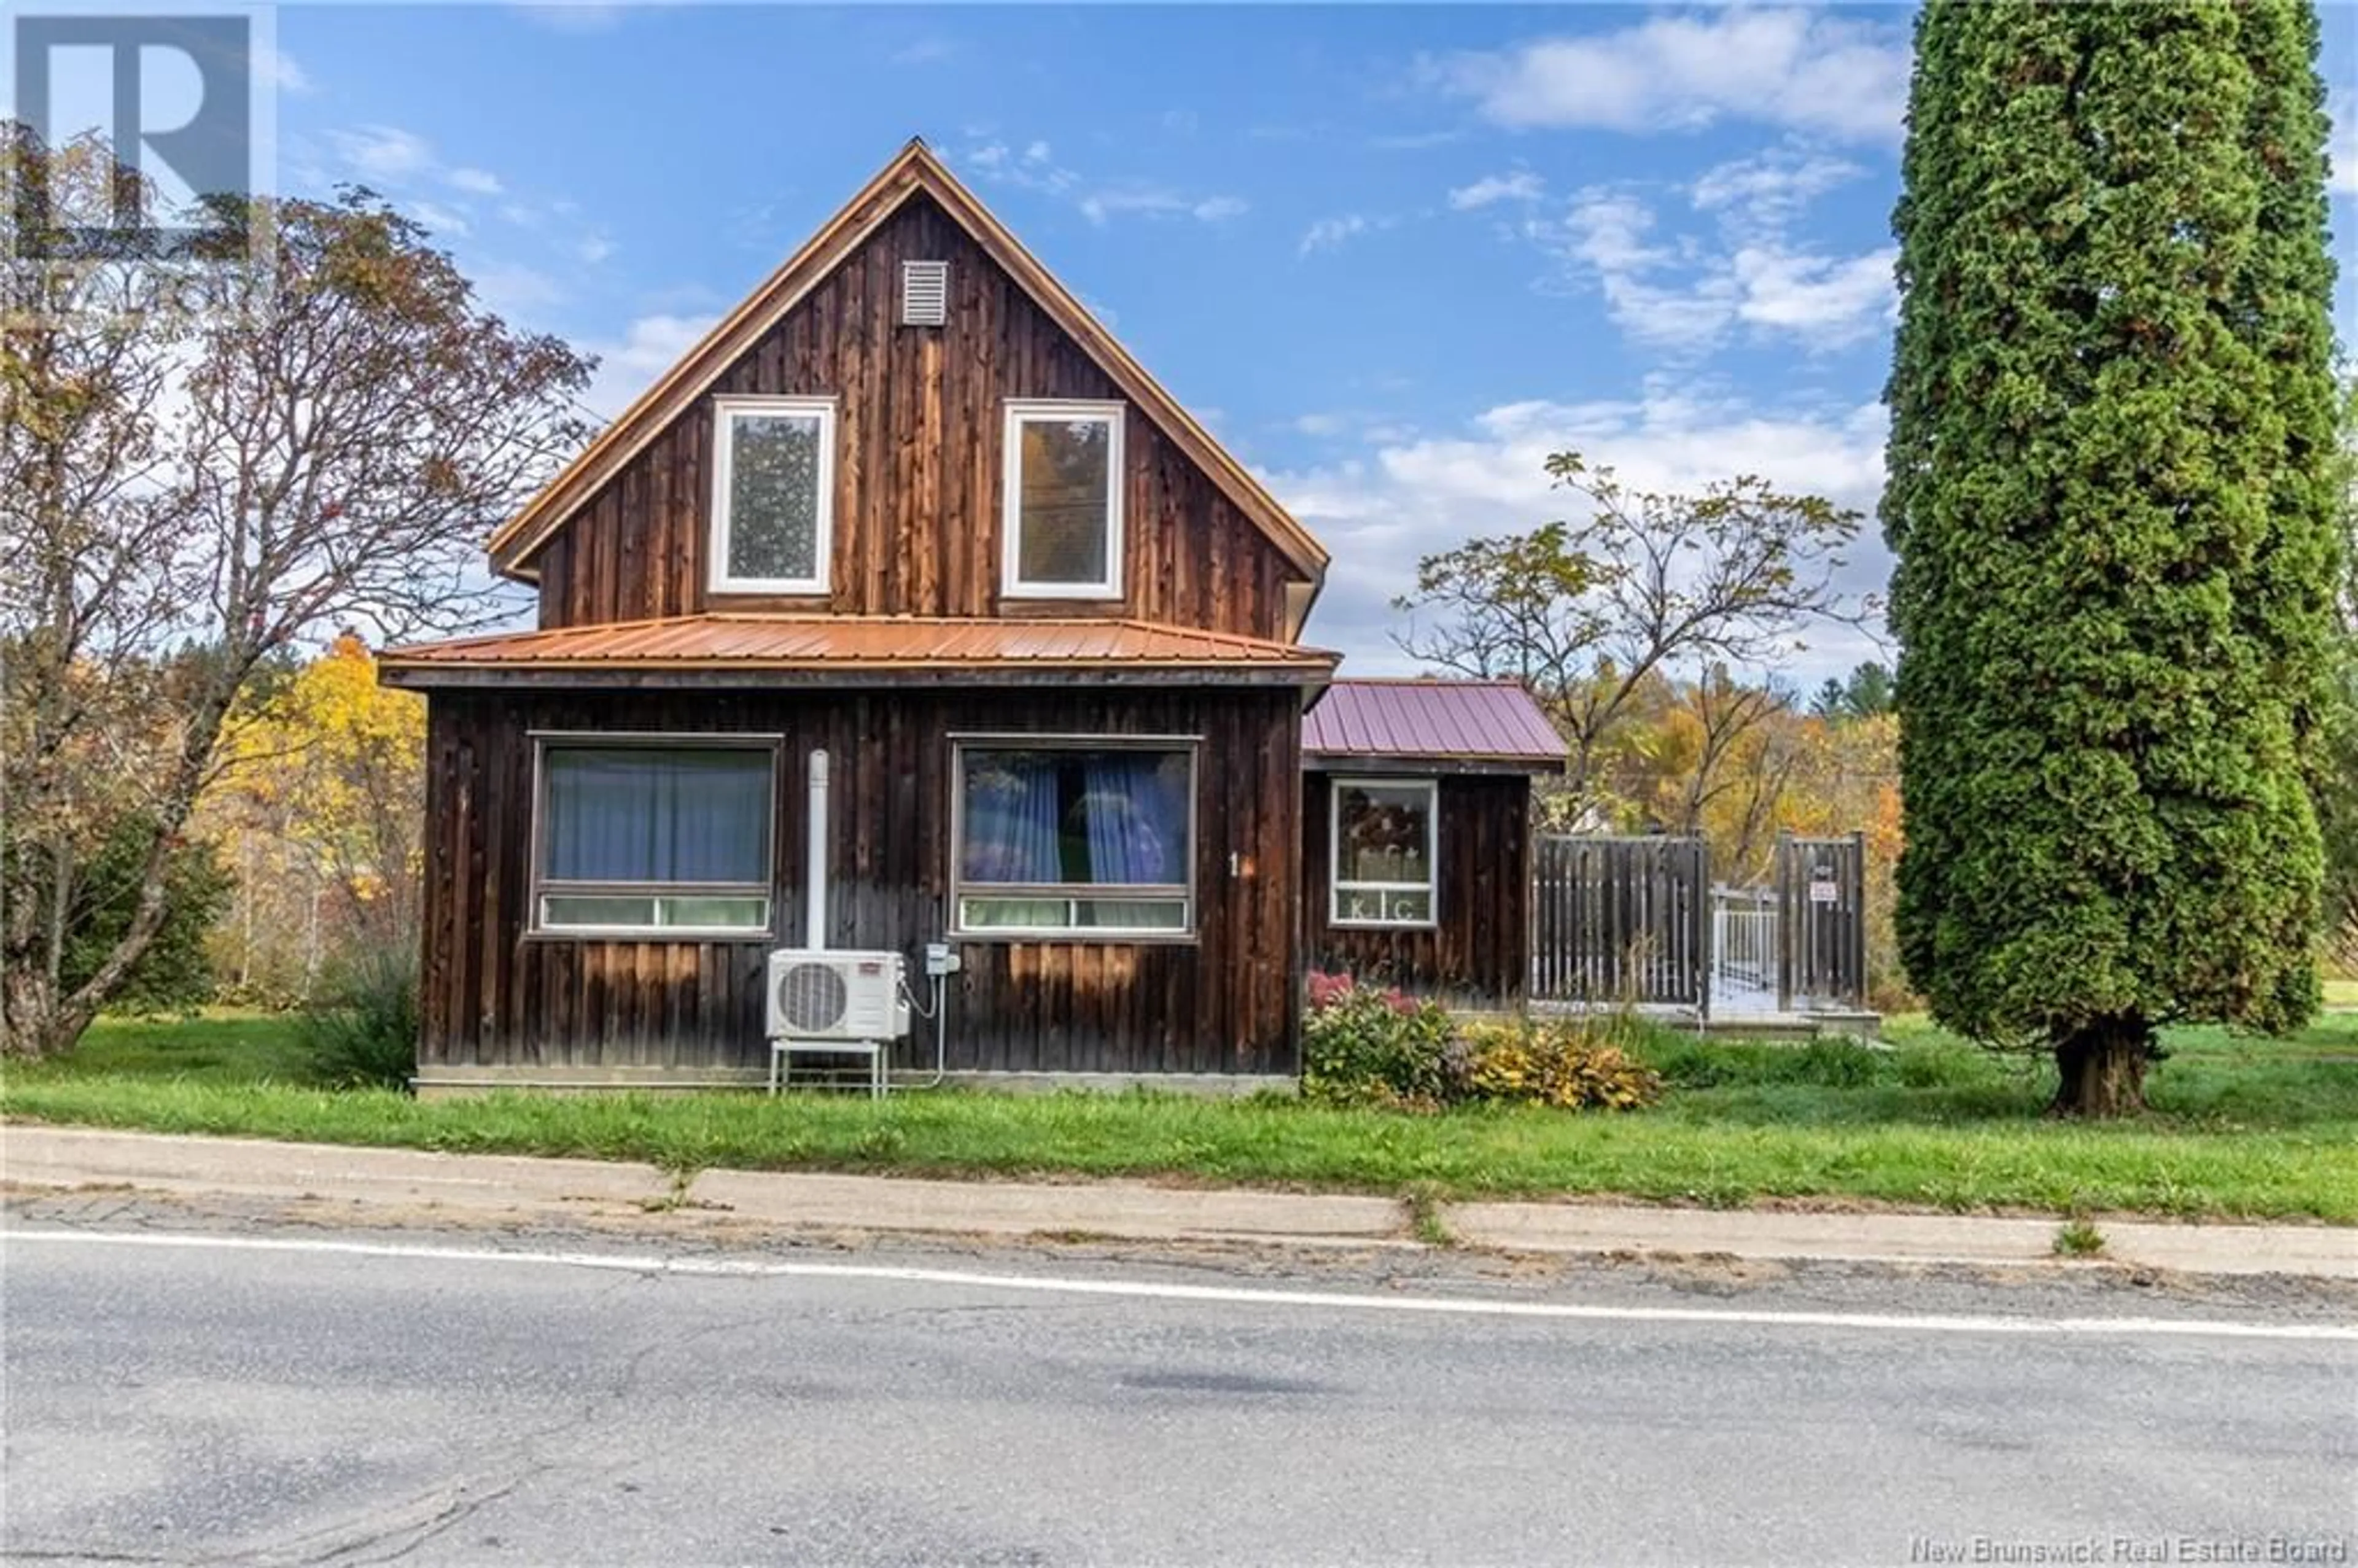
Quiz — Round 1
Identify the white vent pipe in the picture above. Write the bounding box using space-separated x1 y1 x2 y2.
806 748 829 950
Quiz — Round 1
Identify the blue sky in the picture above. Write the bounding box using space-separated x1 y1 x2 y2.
266 3 2356 678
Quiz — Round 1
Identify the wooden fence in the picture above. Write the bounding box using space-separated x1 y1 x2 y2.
1530 831 1869 1016
1772 831 1869 1012
1529 835 1710 1009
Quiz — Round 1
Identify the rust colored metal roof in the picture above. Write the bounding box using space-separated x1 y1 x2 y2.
1302 678 1567 767
380 614 1338 686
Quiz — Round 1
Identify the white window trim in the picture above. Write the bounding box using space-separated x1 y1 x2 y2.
527 732 781 941
1329 776 1439 931
1001 399 1125 600
947 735 1197 941
709 395 837 596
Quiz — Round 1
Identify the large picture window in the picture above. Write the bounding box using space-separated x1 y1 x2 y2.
953 741 1194 936
1002 401 1124 599
710 396 836 594
533 739 776 935
1331 778 1437 928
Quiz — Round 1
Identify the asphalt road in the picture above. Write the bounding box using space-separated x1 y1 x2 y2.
4 1219 2354 1567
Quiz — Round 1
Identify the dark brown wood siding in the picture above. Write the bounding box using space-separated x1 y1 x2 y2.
1301 773 1530 999
529 193 1301 640
418 685 1303 1079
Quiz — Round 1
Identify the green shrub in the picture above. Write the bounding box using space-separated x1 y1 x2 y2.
1624 1029 1727 1087
300 946 419 1091
1894 1046 1984 1090
2053 1219 2106 1258
1301 976 1458 1109
1462 1018 1663 1112
33 812 235 1014
1635 1034 1897 1091
1779 1039 1882 1089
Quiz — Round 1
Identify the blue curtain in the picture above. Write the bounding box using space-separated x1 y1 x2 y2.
960 753 1065 883
960 750 1187 888
1080 754 1183 885
543 748 769 885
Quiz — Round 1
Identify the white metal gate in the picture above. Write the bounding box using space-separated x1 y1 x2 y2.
1710 885 1779 1011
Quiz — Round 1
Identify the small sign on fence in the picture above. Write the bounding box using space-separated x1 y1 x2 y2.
1808 879 1840 904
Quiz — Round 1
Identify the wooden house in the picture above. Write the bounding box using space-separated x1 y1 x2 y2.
383 141 1561 1092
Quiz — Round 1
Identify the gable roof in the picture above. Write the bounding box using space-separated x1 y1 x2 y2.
1302 678 1568 771
487 139 1329 603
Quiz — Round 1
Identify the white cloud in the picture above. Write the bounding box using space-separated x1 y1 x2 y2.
958 138 1242 227
470 262 569 324
1546 186 1896 353
1729 245 1895 337
889 35 956 66
1689 146 1862 226
327 125 434 184
405 199 472 238
1289 410 1422 444
1299 214 1376 257
1449 170 1545 211
508 4 636 35
1369 128 1466 152
322 127 519 207
1516 136 1892 359
1267 386 1891 678
577 312 719 421
2330 88 2357 199
306 128 621 305
1438 9 1910 146
1075 187 1249 225
1558 188 1669 275
256 46 313 96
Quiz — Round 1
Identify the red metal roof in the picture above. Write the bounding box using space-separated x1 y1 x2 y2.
381 614 1337 680
1302 678 1566 767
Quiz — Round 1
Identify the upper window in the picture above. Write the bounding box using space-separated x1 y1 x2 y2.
1331 778 1438 928
710 396 836 594
533 739 776 936
1003 400 1124 599
952 741 1194 936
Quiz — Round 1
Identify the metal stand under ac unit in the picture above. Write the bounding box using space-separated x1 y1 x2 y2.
767 1038 888 1100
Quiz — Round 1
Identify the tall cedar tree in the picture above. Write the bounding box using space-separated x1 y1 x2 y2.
1883 0 2341 1115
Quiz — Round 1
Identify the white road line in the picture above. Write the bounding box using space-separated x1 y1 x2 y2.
7 1227 2353 1343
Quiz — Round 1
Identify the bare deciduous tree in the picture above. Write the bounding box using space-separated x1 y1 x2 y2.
2 131 591 1057
1393 452 1866 809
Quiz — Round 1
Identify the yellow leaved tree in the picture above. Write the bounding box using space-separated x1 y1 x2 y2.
208 635 425 1001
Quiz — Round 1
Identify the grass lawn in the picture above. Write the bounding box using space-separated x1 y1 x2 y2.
5 1010 2354 1223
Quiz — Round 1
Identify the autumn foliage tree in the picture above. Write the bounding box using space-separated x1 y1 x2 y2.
1883 1 2341 1114
1394 454 1865 814
209 635 427 999
2 130 590 1057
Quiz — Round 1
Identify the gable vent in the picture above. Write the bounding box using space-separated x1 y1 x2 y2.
900 260 949 327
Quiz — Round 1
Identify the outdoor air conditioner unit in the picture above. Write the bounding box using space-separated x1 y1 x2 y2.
765 949 910 1042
